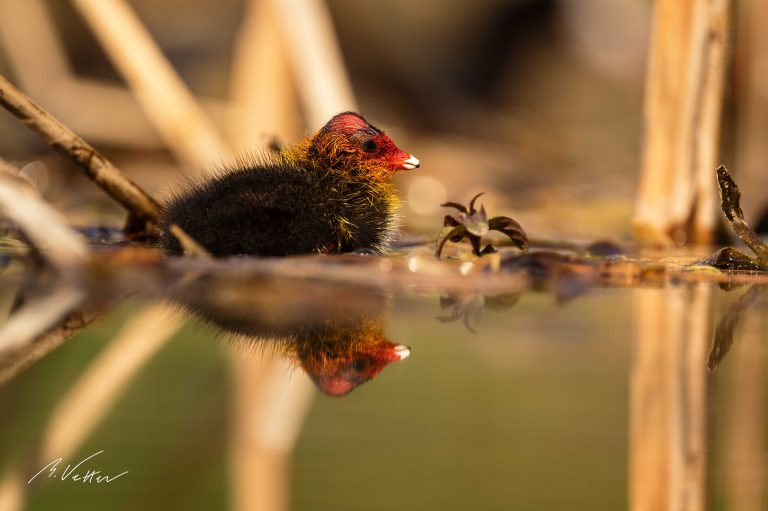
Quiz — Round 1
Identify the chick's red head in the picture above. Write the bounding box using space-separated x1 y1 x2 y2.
314 112 419 174
300 334 411 397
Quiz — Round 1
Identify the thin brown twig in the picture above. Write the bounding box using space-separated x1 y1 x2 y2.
168 224 212 259
0 73 162 231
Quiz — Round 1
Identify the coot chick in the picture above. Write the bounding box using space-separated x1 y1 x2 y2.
156 112 419 256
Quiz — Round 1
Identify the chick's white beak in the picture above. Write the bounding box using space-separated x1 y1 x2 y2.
394 344 411 360
401 155 420 170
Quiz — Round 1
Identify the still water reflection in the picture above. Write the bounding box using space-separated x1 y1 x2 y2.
174 273 410 396
0 248 766 510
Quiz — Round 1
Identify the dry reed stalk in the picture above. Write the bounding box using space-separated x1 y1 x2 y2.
689 0 732 244
0 169 92 378
270 0 357 127
229 347 314 511
71 0 230 170
0 273 18 328
629 285 711 511
0 168 89 354
0 168 88 271
736 0 768 223
0 472 23 511
0 0 159 149
724 311 766 511
229 0 300 151
0 0 234 151
635 0 733 245
0 74 162 229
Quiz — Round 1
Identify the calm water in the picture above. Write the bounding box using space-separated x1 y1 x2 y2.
0 248 766 510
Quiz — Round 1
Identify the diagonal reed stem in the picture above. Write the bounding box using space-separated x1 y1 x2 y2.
0 73 162 230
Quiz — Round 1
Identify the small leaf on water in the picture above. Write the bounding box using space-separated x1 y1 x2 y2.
435 193 527 258
444 215 462 228
716 166 743 222
489 216 529 251
468 192 485 215
435 225 467 257
440 201 468 214
464 214 490 237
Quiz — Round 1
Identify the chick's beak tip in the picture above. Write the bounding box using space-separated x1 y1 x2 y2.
401 155 420 170
394 344 411 360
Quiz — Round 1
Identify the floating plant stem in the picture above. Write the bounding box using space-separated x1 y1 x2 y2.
716 166 768 264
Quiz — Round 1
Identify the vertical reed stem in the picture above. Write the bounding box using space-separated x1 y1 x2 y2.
635 0 733 245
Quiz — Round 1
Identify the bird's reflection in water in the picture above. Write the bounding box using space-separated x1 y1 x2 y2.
165 272 409 397
282 318 409 396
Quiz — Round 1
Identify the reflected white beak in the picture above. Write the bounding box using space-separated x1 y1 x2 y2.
401 155 420 170
394 344 411 360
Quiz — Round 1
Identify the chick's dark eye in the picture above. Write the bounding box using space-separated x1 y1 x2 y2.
361 139 377 153
351 359 368 372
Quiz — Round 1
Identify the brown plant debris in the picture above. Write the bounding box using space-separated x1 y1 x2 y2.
716 166 768 264
436 192 528 258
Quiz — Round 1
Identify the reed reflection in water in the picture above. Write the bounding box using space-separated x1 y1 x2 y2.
630 283 768 511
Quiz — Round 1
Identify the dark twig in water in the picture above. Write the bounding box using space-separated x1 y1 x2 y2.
0 73 162 234
707 284 766 370
716 166 768 263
